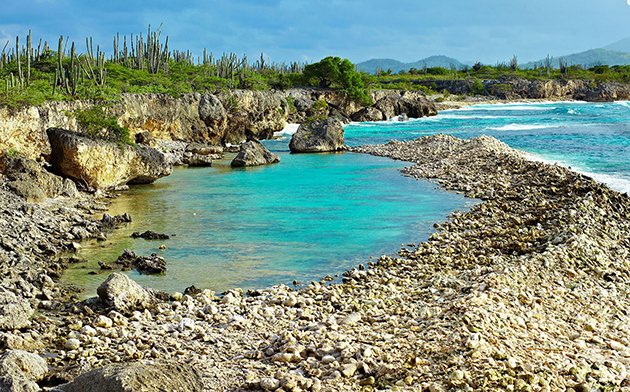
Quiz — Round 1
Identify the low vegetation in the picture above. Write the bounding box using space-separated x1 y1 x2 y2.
2 27 630 109
73 106 132 145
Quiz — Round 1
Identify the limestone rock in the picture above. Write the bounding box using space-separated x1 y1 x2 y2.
217 91 289 144
231 139 280 167
56 361 203 392
198 93 228 133
289 118 344 153
351 91 437 122
0 291 33 330
96 273 154 312
47 128 172 190
0 350 48 392
1 156 63 202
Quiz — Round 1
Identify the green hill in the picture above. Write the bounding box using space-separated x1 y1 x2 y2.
357 56 466 74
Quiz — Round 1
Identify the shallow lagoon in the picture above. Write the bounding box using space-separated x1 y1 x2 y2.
64 147 472 294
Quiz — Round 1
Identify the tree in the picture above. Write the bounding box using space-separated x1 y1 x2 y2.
302 56 371 104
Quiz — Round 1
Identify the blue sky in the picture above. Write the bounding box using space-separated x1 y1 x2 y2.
2 0 630 64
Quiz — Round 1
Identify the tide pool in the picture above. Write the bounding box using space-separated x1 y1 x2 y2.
64 149 472 294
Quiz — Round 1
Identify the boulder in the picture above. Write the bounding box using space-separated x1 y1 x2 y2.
0 291 33 330
289 118 345 153
96 273 154 312
1 156 64 202
231 139 280 167
47 128 172 190
56 361 203 392
0 350 48 392
184 154 213 167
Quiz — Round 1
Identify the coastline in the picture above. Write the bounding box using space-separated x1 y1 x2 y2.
1 130 628 390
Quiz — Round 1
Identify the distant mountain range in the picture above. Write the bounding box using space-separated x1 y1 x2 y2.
356 56 465 74
357 37 630 74
522 48 630 69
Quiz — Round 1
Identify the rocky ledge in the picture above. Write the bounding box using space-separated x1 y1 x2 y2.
3 135 627 391
47 128 172 190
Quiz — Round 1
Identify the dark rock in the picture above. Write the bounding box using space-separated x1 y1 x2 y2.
114 249 137 271
98 261 112 270
130 231 170 240
231 139 280 167
96 273 154 312
100 213 132 230
183 285 201 296
134 253 166 274
134 131 152 145
114 249 166 274
289 118 345 153
47 128 172 190
56 360 203 392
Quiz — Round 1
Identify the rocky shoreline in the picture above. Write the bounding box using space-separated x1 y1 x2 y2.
1 130 628 390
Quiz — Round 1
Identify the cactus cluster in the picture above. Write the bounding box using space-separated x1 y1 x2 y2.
112 25 170 74
1 25 306 100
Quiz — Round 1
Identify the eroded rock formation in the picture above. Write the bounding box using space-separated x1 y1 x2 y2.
47 128 172 190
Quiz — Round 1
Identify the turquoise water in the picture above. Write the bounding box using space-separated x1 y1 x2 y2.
345 101 630 193
66 100 629 295
66 150 472 294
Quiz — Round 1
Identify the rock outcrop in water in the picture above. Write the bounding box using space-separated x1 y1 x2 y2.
289 118 345 153
47 128 172 190
231 139 280 167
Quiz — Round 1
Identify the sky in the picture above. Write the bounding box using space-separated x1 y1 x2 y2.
2 0 630 65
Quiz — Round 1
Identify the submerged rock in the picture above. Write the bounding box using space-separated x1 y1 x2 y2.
130 231 170 240
231 139 280 167
96 273 155 312
289 118 344 153
47 128 172 190
56 361 203 392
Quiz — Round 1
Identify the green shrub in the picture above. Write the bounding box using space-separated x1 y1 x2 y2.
73 106 132 145
470 79 486 95
311 99 328 115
